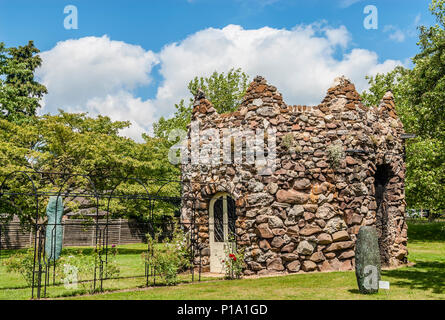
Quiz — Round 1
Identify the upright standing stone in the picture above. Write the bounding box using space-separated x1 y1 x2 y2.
355 226 381 294
45 196 64 261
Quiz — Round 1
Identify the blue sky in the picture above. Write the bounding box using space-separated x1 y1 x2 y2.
0 0 436 140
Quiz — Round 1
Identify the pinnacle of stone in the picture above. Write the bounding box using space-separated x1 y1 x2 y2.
195 88 206 100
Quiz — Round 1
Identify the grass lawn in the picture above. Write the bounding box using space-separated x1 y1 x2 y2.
0 243 147 299
0 243 218 300
1 220 444 300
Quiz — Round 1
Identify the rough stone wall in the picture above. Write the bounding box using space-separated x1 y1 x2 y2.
181 76 408 275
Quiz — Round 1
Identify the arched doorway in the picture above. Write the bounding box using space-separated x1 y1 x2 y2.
374 164 391 265
209 192 236 273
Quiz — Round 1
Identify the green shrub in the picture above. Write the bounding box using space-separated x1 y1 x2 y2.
385 134 394 142
143 225 190 286
369 135 380 146
58 246 120 293
326 142 344 168
1 245 120 294
282 133 302 154
282 133 294 149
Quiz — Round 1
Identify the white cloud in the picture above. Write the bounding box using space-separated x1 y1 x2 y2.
384 13 423 43
156 23 401 112
414 13 422 26
390 30 406 43
324 25 351 48
384 25 406 43
37 24 403 141
84 92 156 139
36 35 158 141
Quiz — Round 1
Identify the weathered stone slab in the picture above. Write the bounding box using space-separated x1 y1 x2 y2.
355 226 381 294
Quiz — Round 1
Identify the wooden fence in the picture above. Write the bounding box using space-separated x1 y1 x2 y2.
0 219 148 249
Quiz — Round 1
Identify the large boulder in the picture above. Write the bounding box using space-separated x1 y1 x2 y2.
324 217 347 234
296 240 315 255
302 260 317 272
268 216 284 229
276 189 309 204
316 204 337 220
248 193 274 206
256 223 274 239
287 260 301 272
299 225 322 236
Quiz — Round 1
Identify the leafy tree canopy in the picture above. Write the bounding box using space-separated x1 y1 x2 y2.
362 0 445 214
153 68 250 140
0 111 180 224
0 41 47 123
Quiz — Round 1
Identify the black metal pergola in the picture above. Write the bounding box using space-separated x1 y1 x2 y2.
0 170 205 299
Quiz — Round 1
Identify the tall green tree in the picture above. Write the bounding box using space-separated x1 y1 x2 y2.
362 0 445 215
153 68 250 139
0 112 180 224
410 0 445 140
0 41 47 123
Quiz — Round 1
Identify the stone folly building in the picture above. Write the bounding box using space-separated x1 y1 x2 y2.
180 76 408 275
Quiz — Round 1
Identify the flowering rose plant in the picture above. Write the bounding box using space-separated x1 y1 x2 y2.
222 235 244 280
142 224 191 286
